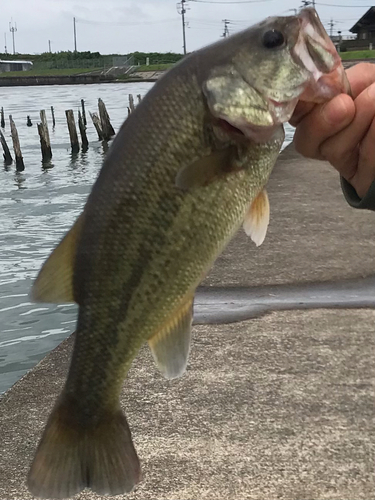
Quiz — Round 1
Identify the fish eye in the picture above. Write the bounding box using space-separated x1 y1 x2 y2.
262 29 285 49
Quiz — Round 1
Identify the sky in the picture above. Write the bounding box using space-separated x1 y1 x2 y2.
1 0 374 56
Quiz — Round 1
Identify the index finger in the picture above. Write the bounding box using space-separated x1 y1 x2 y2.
289 101 315 127
293 93 355 159
290 62 375 127
346 62 375 98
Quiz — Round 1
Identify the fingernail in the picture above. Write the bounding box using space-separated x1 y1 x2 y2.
321 96 349 125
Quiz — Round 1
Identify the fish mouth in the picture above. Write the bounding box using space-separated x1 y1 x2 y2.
214 8 350 143
215 117 275 142
292 8 351 102
213 96 298 143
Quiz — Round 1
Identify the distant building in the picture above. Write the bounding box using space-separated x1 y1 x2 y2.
0 60 33 73
340 7 375 51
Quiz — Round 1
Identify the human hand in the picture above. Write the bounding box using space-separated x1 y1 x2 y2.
290 63 375 198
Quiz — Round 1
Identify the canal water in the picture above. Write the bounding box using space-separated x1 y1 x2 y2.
0 82 295 395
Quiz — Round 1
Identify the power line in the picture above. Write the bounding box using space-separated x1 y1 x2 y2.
190 0 274 4
76 18 178 26
315 2 373 7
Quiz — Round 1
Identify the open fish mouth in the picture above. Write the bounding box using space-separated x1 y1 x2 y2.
292 7 351 102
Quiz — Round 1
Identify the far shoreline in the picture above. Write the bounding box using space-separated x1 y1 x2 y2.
0 74 160 88
1 58 373 88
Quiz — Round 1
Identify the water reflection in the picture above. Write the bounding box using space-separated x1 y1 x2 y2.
69 151 80 168
101 140 110 155
41 160 54 171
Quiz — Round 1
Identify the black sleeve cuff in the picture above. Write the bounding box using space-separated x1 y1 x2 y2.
340 176 375 211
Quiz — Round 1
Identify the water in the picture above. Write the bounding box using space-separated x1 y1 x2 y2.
0 82 295 395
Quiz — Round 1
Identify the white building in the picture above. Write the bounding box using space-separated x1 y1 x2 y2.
0 60 33 73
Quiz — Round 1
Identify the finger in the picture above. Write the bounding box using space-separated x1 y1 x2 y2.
346 62 375 99
289 101 315 127
320 82 375 179
290 62 375 127
293 93 354 159
350 116 375 198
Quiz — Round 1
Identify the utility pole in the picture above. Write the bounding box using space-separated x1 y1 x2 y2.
177 0 187 55
222 19 230 38
73 17 77 52
48 40 52 53
9 20 17 55
4 33 7 54
328 18 334 38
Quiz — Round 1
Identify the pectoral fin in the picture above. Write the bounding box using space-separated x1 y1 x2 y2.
30 214 84 303
176 146 236 190
243 189 270 247
148 295 194 379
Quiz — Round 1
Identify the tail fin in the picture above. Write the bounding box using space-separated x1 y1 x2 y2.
27 394 141 499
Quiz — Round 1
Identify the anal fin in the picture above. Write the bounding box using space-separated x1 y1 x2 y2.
148 295 194 379
243 189 270 246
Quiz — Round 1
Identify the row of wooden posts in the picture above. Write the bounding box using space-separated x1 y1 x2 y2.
0 93 142 172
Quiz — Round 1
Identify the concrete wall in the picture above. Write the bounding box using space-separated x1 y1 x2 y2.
0 74 116 86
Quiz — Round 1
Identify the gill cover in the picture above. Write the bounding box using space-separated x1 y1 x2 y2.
203 67 275 140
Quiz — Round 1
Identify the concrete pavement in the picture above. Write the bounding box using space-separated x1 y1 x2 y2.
0 144 374 500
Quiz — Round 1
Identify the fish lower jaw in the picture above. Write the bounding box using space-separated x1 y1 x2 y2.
215 114 283 144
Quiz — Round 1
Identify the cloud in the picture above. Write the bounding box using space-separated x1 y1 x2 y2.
1 0 368 55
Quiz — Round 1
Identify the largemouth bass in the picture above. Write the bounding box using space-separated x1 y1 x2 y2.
28 8 349 498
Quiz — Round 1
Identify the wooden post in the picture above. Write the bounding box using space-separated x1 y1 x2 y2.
37 110 52 162
81 99 87 127
89 111 103 140
98 98 115 141
137 94 142 104
9 115 24 171
65 110 79 153
128 94 135 113
1 107 5 128
51 106 56 128
127 107 131 117
0 129 13 165
78 110 89 150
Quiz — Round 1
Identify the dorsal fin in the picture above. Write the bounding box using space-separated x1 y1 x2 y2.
148 295 194 379
30 215 84 303
243 189 270 247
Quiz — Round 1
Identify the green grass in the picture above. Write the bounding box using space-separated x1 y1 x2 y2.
340 50 375 60
0 67 101 77
134 63 174 72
